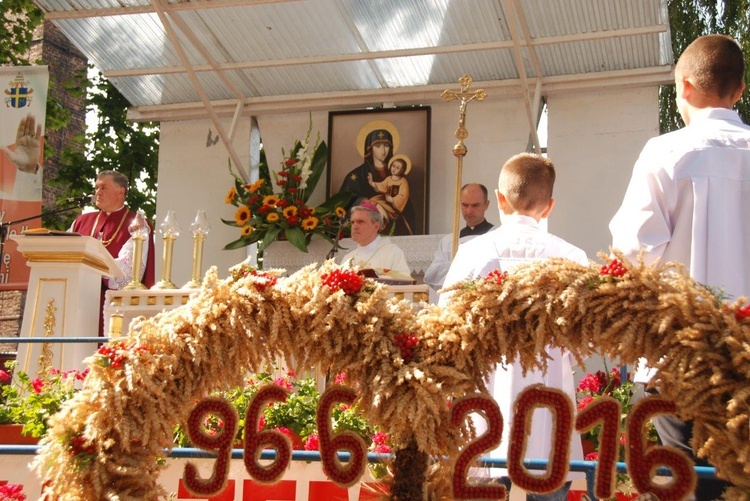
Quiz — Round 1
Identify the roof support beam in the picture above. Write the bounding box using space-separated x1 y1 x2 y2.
149 0 249 181
126 67 673 123
505 0 541 154
102 25 668 79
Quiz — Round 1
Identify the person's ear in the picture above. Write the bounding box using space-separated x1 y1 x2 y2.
540 198 555 219
731 81 746 105
496 189 510 214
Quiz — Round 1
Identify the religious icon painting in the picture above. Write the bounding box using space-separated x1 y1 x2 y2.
327 107 431 237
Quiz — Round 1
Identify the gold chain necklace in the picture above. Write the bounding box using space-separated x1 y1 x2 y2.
90 209 129 247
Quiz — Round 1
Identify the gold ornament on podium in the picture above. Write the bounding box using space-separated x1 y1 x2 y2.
37 299 56 376
152 210 181 290
441 74 487 257
122 210 149 290
108 309 123 338
183 210 211 289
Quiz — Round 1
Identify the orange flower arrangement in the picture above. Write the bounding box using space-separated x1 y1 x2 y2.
223 121 350 254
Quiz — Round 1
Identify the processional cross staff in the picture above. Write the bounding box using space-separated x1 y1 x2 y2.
441 74 487 257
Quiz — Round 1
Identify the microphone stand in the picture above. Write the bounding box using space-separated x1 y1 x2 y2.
325 215 348 260
0 199 89 278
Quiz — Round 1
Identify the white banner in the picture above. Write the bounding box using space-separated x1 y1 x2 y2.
0 65 48 288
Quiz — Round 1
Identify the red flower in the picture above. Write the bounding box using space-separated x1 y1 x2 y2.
286 215 300 226
585 452 599 461
284 158 299 167
485 269 508 284
304 433 319 451
735 304 750 321
577 373 601 394
0 369 10 384
0 483 27 501
292 175 303 182
278 170 289 177
258 415 265 430
294 199 304 205
276 199 290 208
258 204 271 214
372 444 391 454
277 179 288 187
31 378 45 394
287 188 298 194
299 207 313 218
371 431 388 445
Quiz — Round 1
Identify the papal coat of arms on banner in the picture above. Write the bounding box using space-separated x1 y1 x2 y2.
4 73 34 108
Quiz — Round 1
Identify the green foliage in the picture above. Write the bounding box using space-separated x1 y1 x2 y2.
49 68 160 229
661 0 750 132
0 361 84 438
0 0 43 67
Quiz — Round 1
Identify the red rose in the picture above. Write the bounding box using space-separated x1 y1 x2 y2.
284 158 299 167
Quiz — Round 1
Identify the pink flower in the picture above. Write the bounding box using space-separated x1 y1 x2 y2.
334 372 347 384
371 431 388 445
585 452 599 461
0 482 27 500
0 370 10 384
76 368 90 381
273 376 293 391
30 378 45 394
372 444 391 454
304 433 319 451
577 373 601 394
577 395 594 411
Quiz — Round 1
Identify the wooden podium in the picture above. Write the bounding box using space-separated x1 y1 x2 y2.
10 234 123 376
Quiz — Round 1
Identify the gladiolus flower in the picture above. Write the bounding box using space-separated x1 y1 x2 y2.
285 158 299 167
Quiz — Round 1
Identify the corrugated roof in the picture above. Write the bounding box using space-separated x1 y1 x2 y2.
38 0 673 112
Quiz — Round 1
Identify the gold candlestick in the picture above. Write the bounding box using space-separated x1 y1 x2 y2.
441 74 487 257
123 210 149 290
108 309 124 338
183 210 211 289
153 210 181 289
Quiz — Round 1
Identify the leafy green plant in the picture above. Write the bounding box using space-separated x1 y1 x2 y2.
0 361 86 438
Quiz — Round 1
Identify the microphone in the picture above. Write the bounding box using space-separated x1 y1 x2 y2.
66 195 93 206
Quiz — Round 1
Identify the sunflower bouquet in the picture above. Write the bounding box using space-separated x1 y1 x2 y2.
223 121 350 255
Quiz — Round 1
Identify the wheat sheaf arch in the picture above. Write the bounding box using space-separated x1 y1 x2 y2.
34 253 750 500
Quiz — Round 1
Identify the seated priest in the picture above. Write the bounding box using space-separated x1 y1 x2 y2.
71 170 155 334
339 201 411 280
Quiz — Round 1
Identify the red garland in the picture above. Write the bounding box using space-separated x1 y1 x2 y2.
393 332 419 363
626 396 696 500
450 395 506 500
183 397 238 496
575 395 621 498
243 385 292 484
508 385 571 494
317 385 367 487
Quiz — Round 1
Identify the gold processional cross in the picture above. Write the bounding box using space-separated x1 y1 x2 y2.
441 75 487 257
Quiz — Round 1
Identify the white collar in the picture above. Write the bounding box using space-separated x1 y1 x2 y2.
498 213 541 228
357 235 382 253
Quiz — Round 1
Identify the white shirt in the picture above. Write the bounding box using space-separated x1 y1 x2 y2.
423 231 492 293
442 214 587 477
340 235 411 276
610 108 750 382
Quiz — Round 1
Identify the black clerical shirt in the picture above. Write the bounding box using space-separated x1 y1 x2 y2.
459 219 494 238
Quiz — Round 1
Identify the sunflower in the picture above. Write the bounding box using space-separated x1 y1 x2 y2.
248 179 265 193
234 205 251 226
225 187 237 204
266 212 280 223
241 225 253 237
282 206 298 218
335 207 346 218
301 216 319 231
263 195 280 207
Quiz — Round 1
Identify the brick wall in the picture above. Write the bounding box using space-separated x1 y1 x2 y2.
0 22 88 343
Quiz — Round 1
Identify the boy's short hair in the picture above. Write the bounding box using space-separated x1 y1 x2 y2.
676 34 745 99
499 153 555 212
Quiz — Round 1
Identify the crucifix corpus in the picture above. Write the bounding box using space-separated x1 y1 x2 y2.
441 74 487 257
